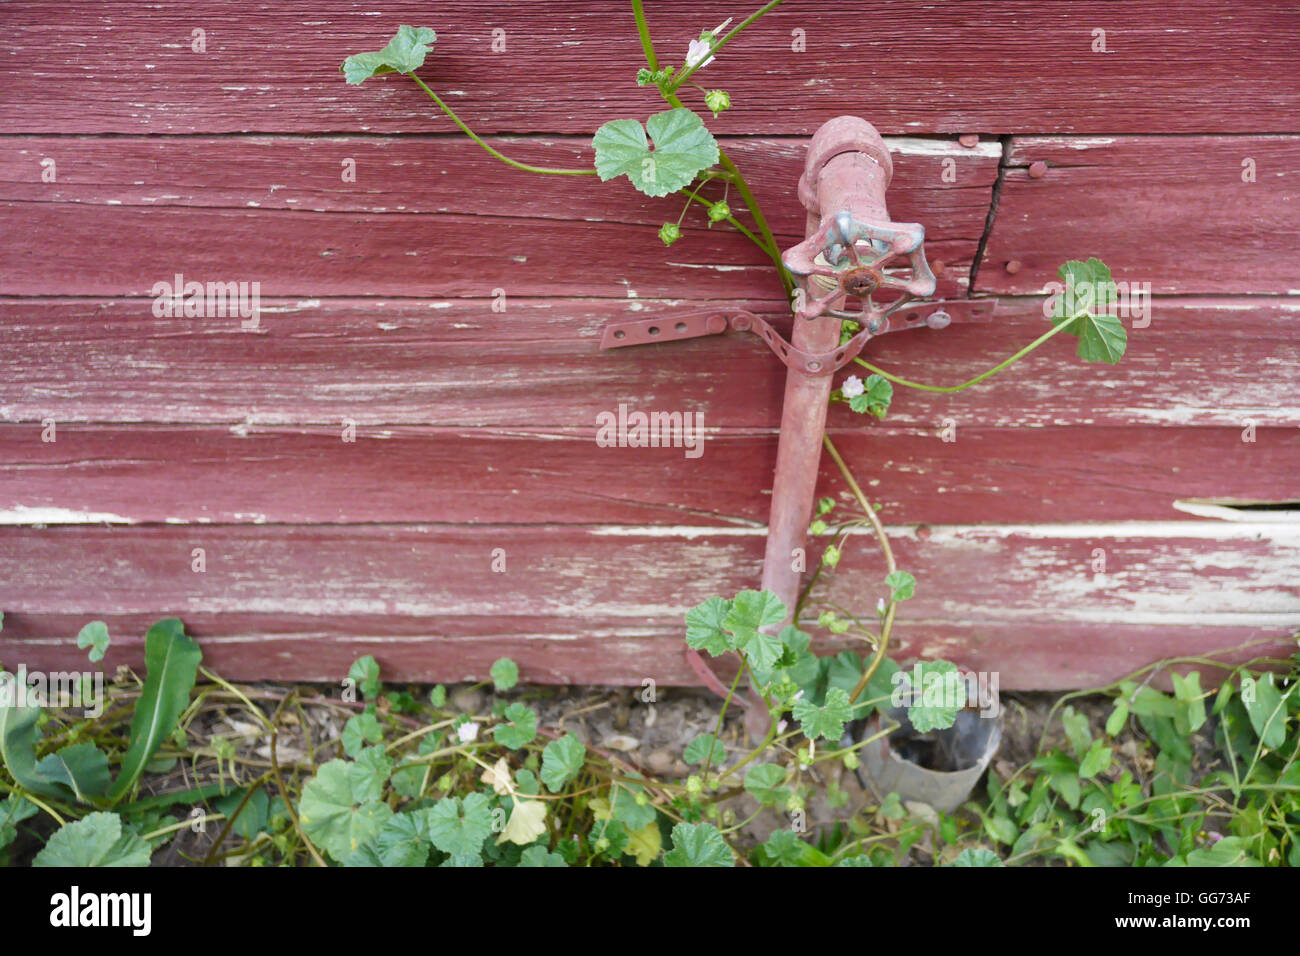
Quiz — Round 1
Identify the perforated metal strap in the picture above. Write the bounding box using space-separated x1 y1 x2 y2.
599 300 997 375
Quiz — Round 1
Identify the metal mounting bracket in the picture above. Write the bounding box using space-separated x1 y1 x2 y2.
600 299 997 375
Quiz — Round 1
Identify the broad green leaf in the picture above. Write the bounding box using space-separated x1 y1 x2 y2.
76 621 110 663
0 794 36 852
520 844 567 867
1180 836 1262 867
374 812 432 867
1078 740 1113 779
350 746 394 803
348 655 381 699
904 660 965 733
1051 258 1127 364
663 822 733 867
592 108 720 198
1061 705 1092 758
298 760 394 862
341 26 438 84
540 733 586 792
0 704 70 800
946 847 1003 867
214 787 269 842
723 589 787 660
685 596 732 656
744 763 791 807
608 784 656 831
390 762 425 798
107 618 202 802
885 570 916 601
1172 671 1206 734
985 815 1018 845
341 711 383 758
1105 699 1129 737
422 793 493 864
514 768 540 796
33 812 151 867
489 657 519 692
683 732 726 766
493 702 538 749
793 687 853 741
760 829 806 866
37 744 112 802
1242 673 1287 750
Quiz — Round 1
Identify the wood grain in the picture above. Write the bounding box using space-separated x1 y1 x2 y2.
978 136 1300 295
1 523 1295 688
0 135 998 264
3 297 1296 427
0 423 1295 527
3 1 1297 135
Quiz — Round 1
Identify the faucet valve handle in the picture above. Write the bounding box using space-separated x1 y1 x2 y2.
782 209 937 326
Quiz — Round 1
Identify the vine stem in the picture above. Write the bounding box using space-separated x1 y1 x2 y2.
667 0 788 93
822 434 898 706
854 308 1083 393
409 75 598 176
631 0 794 297
700 664 746 780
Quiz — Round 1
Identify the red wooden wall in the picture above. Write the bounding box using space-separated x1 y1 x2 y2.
1 1 1298 689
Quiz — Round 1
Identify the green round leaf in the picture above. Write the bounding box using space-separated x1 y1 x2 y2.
592 108 720 198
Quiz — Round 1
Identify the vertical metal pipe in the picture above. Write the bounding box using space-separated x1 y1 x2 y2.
760 119 894 623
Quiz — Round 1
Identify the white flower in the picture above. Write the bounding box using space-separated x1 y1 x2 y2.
877 598 887 614
456 720 480 743
684 20 731 70
686 38 715 69
776 720 788 734
841 375 865 398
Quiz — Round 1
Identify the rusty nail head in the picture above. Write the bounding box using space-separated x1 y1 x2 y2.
730 314 752 332
706 314 728 334
1028 160 1048 179
958 134 979 148
916 524 931 540
926 310 952 330
1005 260 1022 274
807 360 822 373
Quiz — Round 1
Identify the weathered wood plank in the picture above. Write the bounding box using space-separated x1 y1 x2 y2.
978 135 1300 295
0 136 998 265
2 297 1296 427
3 524 1293 619
2 1 1297 135
1 524 1295 689
0 424 1294 527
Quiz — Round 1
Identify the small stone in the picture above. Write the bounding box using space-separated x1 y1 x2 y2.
645 749 674 774
603 734 640 752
